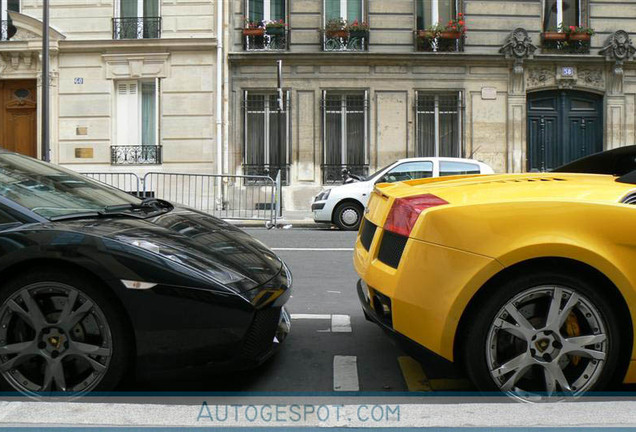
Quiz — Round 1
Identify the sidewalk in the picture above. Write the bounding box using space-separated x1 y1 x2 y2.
228 210 322 229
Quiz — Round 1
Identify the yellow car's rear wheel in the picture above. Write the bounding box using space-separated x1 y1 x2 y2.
463 270 623 401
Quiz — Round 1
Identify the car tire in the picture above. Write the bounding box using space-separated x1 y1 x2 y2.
462 269 625 400
333 202 363 231
0 269 131 395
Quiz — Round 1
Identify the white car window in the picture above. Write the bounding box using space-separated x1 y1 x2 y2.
439 161 481 177
380 161 433 183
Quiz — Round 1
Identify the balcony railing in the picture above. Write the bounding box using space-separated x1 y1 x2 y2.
243 28 289 51
243 164 289 185
113 17 161 40
322 164 369 185
1 20 16 41
111 145 162 165
322 30 369 52
415 31 465 52
541 32 591 54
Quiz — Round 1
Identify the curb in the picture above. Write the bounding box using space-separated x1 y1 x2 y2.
226 219 326 229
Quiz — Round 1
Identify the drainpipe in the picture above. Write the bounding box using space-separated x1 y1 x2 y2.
215 0 224 206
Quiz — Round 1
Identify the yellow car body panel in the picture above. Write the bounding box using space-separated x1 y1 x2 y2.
355 172 636 383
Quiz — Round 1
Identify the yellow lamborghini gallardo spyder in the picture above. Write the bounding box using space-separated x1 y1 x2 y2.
355 146 636 399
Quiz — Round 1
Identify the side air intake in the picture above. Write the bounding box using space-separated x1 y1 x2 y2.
622 193 636 205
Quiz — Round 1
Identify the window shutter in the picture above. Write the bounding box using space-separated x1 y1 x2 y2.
116 81 140 146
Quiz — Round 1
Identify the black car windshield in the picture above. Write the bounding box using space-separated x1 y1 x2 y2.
0 153 142 219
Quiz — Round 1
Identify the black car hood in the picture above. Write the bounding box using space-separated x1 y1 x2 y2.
49 207 283 289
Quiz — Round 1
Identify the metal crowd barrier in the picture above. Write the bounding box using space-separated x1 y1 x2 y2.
81 171 280 226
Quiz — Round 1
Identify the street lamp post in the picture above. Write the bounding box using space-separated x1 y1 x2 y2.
41 0 50 162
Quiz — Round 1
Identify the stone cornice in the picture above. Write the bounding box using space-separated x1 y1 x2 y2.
228 51 623 66
59 37 217 52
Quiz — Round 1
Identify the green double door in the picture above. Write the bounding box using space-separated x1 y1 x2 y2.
527 90 603 172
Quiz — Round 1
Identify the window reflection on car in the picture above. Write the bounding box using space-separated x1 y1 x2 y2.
0 153 147 219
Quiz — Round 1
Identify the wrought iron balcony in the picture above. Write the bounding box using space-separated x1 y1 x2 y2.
243 164 289 185
541 32 591 54
415 31 465 52
243 28 289 51
0 20 17 41
322 30 369 52
113 17 161 40
322 164 369 185
111 145 162 165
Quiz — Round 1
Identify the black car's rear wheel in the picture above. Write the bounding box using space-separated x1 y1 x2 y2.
0 271 130 395
463 270 623 401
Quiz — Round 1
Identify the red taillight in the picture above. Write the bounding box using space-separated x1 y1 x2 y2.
383 194 448 237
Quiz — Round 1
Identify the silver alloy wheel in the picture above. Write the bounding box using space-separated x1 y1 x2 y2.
341 207 360 226
0 282 113 395
486 285 608 401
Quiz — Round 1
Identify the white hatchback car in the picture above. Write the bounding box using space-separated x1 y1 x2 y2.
312 157 494 230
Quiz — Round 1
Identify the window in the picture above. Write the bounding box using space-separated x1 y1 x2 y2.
416 0 457 29
439 161 480 176
322 91 368 184
114 0 160 39
381 161 433 183
113 80 161 165
325 0 363 22
247 0 286 22
243 91 290 184
1 0 18 41
543 0 582 31
415 92 462 158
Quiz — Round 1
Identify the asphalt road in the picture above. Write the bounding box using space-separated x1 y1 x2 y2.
133 226 462 393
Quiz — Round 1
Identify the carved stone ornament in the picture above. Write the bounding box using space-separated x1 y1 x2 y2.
0 55 6 76
527 67 556 89
500 28 537 63
578 68 605 89
599 30 635 95
500 28 537 95
600 30 636 64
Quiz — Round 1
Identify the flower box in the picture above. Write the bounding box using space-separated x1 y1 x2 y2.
243 28 265 37
542 31 567 41
326 29 348 38
569 32 591 42
349 30 368 39
418 30 436 39
439 30 461 40
266 26 285 36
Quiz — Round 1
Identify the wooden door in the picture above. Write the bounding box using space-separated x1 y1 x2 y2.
0 80 37 157
527 90 603 172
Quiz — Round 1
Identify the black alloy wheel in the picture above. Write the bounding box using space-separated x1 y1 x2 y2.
0 271 130 395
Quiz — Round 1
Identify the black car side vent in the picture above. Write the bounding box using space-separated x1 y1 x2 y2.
360 219 376 251
378 231 408 269
621 193 636 205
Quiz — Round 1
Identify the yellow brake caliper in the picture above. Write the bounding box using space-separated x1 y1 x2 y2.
565 312 581 366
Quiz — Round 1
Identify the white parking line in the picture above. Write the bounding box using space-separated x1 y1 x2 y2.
291 314 331 320
333 355 359 391
291 314 353 333
331 314 352 333
271 248 354 251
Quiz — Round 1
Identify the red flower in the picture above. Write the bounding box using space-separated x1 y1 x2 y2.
459 20 465 25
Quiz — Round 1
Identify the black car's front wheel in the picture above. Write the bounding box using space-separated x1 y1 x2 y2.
463 270 624 401
0 271 130 395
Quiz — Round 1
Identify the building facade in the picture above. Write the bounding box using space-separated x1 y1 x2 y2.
0 0 221 176
228 0 636 210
